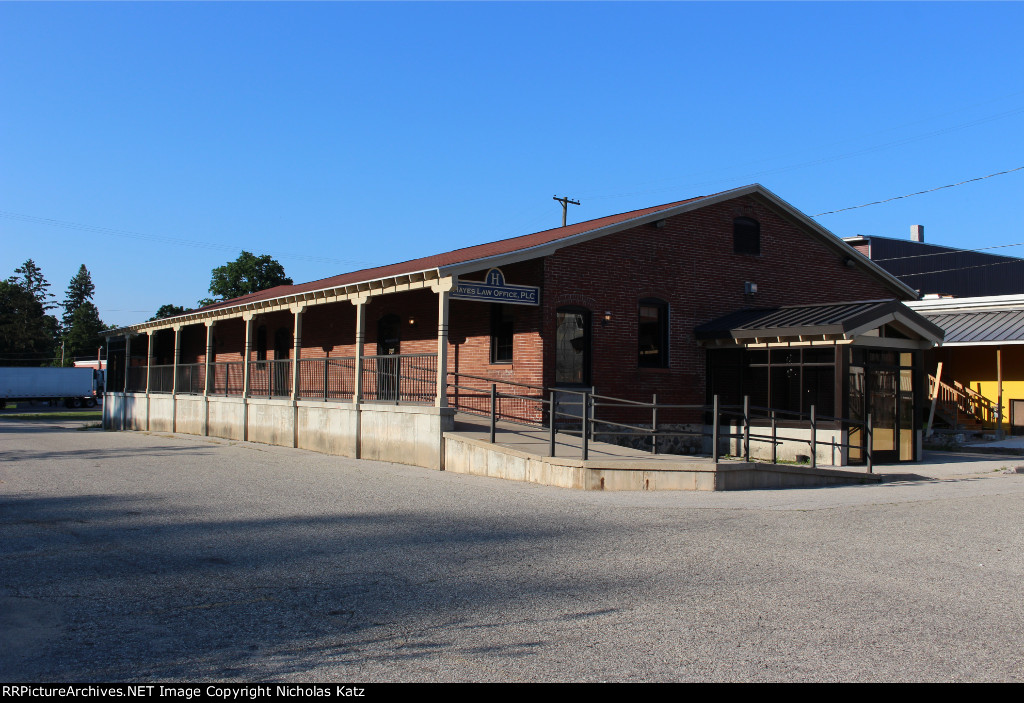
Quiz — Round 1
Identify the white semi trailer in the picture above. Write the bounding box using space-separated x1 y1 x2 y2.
0 367 102 409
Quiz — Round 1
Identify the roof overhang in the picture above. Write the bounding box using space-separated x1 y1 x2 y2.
437 185 920 300
696 300 944 349
105 268 447 337
106 184 918 337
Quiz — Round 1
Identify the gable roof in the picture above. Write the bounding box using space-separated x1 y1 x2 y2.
696 299 944 345
110 184 918 334
193 193 709 313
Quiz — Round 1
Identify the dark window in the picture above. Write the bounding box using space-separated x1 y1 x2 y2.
490 304 514 364
708 346 835 416
274 328 290 360
256 325 267 361
733 217 760 255
638 298 669 368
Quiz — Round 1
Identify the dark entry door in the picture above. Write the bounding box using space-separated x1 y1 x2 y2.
869 368 899 463
272 328 291 397
377 315 401 401
555 307 591 386
867 361 915 463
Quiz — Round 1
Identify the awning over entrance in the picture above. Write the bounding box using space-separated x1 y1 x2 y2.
695 300 944 347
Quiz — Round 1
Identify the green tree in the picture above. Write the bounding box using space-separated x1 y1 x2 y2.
201 251 292 306
62 264 96 329
0 280 59 366
61 301 106 365
150 304 191 321
8 259 56 312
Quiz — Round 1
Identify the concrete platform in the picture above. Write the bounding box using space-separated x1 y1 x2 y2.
446 414 881 491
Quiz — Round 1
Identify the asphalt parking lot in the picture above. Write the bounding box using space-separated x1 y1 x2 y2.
2 419 1023 682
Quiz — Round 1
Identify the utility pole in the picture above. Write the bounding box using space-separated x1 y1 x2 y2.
553 195 580 227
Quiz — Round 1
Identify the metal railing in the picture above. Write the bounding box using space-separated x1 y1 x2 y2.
210 361 244 396
447 372 545 425
175 363 205 395
148 364 175 393
126 366 148 392
361 353 437 403
298 357 357 401
447 373 876 472
928 374 999 428
248 359 293 399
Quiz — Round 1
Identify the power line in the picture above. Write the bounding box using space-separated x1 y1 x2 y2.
871 241 1024 263
0 211 374 268
892 257 1024 278
581 101 1024 202
813 166 1024 217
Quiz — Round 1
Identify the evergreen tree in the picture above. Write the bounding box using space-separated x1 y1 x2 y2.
0 281 58 366
8 259 56 312
63 264 96 328
62 301 106 363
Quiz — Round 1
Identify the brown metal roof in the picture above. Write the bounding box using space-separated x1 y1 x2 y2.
696 300 945 342
921 309 1024 344
195 195 708 313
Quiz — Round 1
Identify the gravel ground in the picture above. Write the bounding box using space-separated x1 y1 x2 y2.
1 420 1022 682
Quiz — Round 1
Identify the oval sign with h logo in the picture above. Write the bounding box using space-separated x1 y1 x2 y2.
452 268 540 306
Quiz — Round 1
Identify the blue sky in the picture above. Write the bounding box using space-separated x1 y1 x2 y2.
2 1 1022 327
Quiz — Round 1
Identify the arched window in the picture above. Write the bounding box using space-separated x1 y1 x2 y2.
555 306 591 385
638 298 669 368
733 217 760 256
274 327 291 360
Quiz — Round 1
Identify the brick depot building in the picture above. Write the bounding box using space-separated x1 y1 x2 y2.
104 184 943 473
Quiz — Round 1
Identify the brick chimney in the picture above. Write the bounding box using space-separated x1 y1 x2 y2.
910 224 924 243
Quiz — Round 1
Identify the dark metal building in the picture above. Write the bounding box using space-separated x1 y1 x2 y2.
844 231 1024 298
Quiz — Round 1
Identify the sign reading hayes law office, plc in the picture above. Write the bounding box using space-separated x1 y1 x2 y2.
451 268 540 306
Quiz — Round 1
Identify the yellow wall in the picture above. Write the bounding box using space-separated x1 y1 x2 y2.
928 344 1024 430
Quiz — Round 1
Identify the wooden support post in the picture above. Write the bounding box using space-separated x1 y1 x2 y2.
121 334 131 431
997 347 1004 439
145 331 154 431
204 322 214 396
351 297 369 460
926 361 943 438
242 315 253 442
434 280 452 408
291 305 304 402
204 322 214 437
171 326 181 433
352 298 368 404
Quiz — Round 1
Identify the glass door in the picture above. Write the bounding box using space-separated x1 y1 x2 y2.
555 307 591 386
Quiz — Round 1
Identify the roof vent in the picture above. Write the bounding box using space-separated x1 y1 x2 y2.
911 225 924 243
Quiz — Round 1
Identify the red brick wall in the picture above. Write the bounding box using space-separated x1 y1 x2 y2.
448 259 545 388
542 195 899 411
168 194 897 416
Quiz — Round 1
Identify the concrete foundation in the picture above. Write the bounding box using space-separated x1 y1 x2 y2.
105 393 879 489
105 392 453 471
443 433 879 491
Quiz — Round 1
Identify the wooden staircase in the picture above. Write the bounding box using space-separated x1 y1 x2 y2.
928 375 999 433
